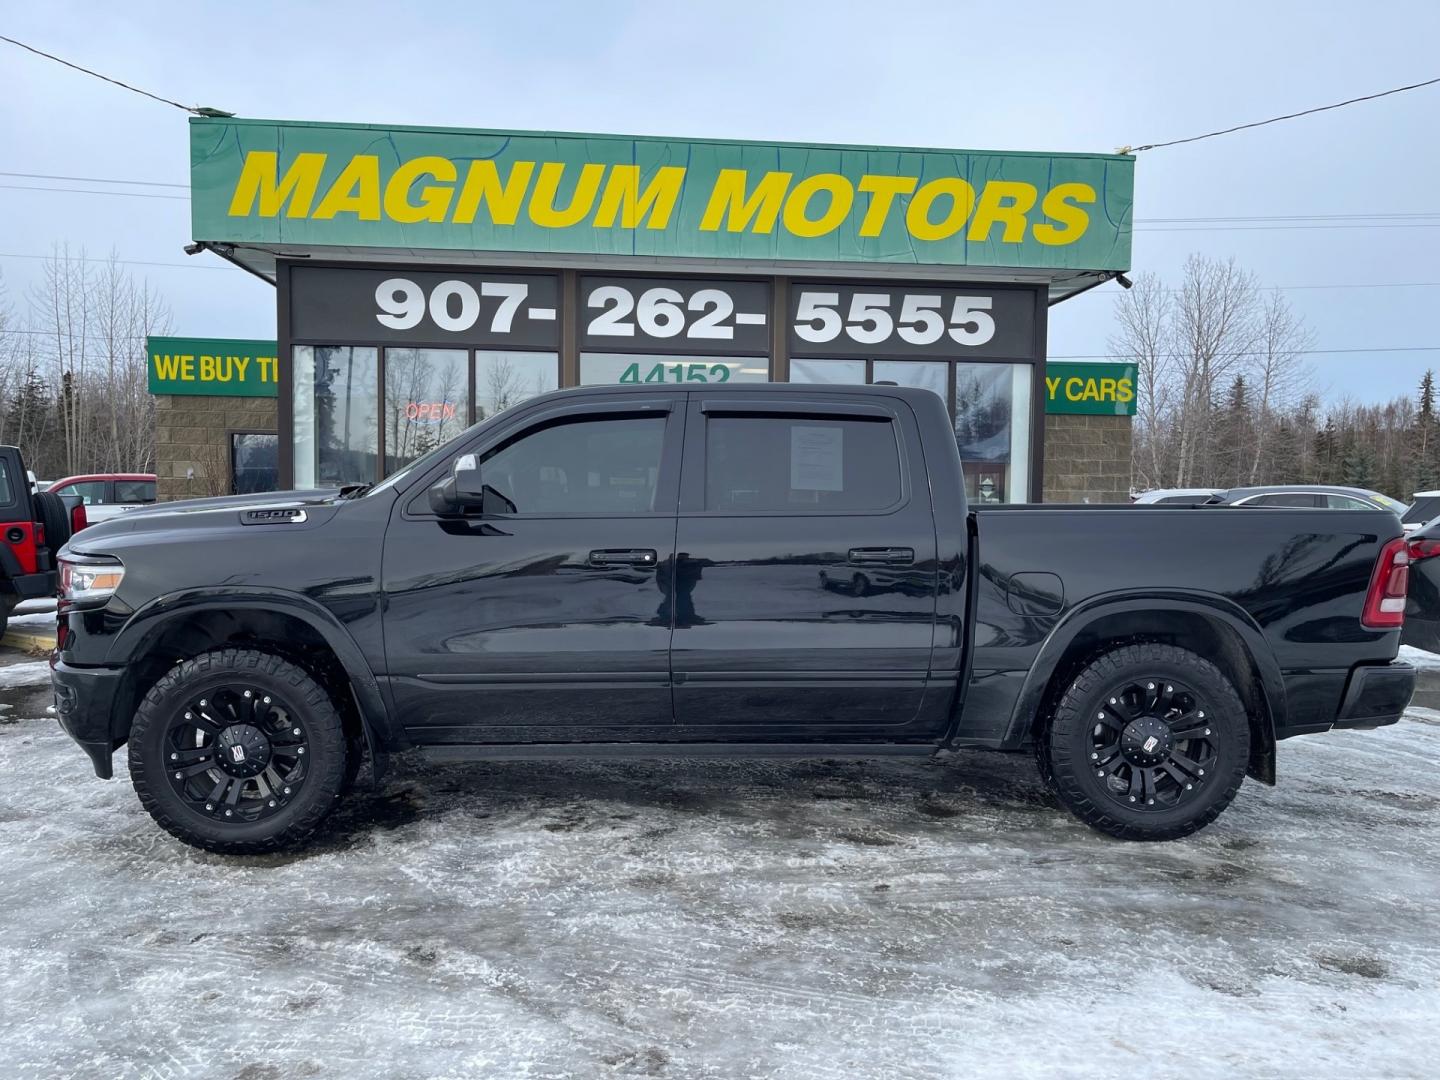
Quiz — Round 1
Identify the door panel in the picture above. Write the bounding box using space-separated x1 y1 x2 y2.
670 395 943 740
381 397 682 743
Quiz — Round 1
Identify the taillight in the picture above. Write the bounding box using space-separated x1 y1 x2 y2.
1362 537 1410 629
70 504 88 534
35 523 46 547
1408 538 1440 562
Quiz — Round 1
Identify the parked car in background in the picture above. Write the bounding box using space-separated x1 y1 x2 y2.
46 473 157 525
1402 490 1440 533
1404 517 1440 653
1207 485 1407 516
1131 488 1224 505
2 446 76 637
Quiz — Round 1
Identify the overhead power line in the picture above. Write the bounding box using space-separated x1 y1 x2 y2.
0 252 226 271
1122 75 1440 153
0 170 188 188
0 34 232 117
0 183 187 201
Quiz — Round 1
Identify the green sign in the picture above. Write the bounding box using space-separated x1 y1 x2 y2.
1044 362 1137 416
190 117 1133 273
147 336 279 396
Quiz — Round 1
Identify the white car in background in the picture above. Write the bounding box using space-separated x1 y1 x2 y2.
1130 488 1224 505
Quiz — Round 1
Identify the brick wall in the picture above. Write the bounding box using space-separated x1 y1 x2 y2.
155 394 278 501
1042 414 1133 503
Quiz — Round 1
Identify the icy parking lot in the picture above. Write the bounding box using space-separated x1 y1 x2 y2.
1 658 1437 1080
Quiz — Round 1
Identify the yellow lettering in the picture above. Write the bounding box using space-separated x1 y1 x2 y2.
226 151 326 218
699 169 792 233
968 181 1038 244
453 161 535 225
233 357 250 382
528 162 605 228
1033 182 1095 246
312 155 382 220
383 156 457 223
1082 378 1101 401
857 175 917 237
199 355 218 381
1045 375 1061 398
154 354 184 381
782 174 853 238
1099 377 1117 400
1117 377 1134 403
1065 376 1083 400
180 356 195 380
906 178 976 241
593 165 686 229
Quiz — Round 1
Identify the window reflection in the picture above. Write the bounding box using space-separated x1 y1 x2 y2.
384 348 469 473
293 346 378 488
955 363 1030 503
476 351 558 421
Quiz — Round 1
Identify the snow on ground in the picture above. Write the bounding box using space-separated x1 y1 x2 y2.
1399 644 1440 669
0 660 51 689
0 666 1437 1079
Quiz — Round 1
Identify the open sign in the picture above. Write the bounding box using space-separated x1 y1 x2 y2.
405 401 457 424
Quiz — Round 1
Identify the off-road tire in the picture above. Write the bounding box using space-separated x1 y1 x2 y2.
1038 643 1250 841
129 648 348 854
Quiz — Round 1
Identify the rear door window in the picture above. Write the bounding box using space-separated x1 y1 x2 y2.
1326 494 1376 510
1403 497 1440 525
115 480 157 503
0 458 12 506
55 481 110 505
1250 493 1319 507
703 415 901 512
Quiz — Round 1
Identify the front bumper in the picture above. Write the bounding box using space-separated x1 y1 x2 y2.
51 657 127 779
1333 661 1416 730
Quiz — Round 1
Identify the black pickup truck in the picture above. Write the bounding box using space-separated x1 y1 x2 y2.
49 384 1415 853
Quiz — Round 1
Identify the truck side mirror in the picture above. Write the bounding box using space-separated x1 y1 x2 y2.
429 454 514 517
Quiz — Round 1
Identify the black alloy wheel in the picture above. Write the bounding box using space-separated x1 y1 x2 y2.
1087 676 1217 812
130 649 349 854
162 685 311 824
1040 643 1250 841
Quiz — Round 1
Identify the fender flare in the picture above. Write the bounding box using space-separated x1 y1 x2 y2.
108 587 401 757
1002 590 1287 758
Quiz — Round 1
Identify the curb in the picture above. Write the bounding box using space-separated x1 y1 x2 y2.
1 625 54 656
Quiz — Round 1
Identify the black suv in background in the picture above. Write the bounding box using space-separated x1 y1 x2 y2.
49 385 1416 854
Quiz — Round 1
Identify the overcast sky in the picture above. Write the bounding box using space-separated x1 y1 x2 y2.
3 1 1438 402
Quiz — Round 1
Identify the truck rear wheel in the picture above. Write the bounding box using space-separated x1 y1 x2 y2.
1039 643 1250 841
128 648 349 854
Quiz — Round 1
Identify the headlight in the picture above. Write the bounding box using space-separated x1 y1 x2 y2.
59 556 125 608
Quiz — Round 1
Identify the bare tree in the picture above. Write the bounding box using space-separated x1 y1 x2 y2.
1247 292 1314 483
1109 272 1174 488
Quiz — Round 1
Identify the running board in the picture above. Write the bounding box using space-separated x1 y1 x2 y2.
420 742 938 763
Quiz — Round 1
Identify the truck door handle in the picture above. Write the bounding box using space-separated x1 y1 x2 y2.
848 547 914 565
588 548 659 567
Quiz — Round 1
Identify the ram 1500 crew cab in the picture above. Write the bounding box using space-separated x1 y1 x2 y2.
49 384 1416 853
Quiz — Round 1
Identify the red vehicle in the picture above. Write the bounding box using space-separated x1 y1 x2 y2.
47 473 157 525
2 445 84 636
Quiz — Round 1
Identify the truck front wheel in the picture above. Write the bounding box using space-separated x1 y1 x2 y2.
129 648 349 854
1039 643 1250 841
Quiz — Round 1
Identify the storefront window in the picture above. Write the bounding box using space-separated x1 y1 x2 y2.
873 360 947 402
293 345 379 488
476 351 558 421
580 353 769 387
384 348 469 473
232 433 279 494
954 363 1031 504
789 358 865 385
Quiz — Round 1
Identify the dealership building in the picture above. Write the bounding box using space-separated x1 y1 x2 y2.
151 117 1136 503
